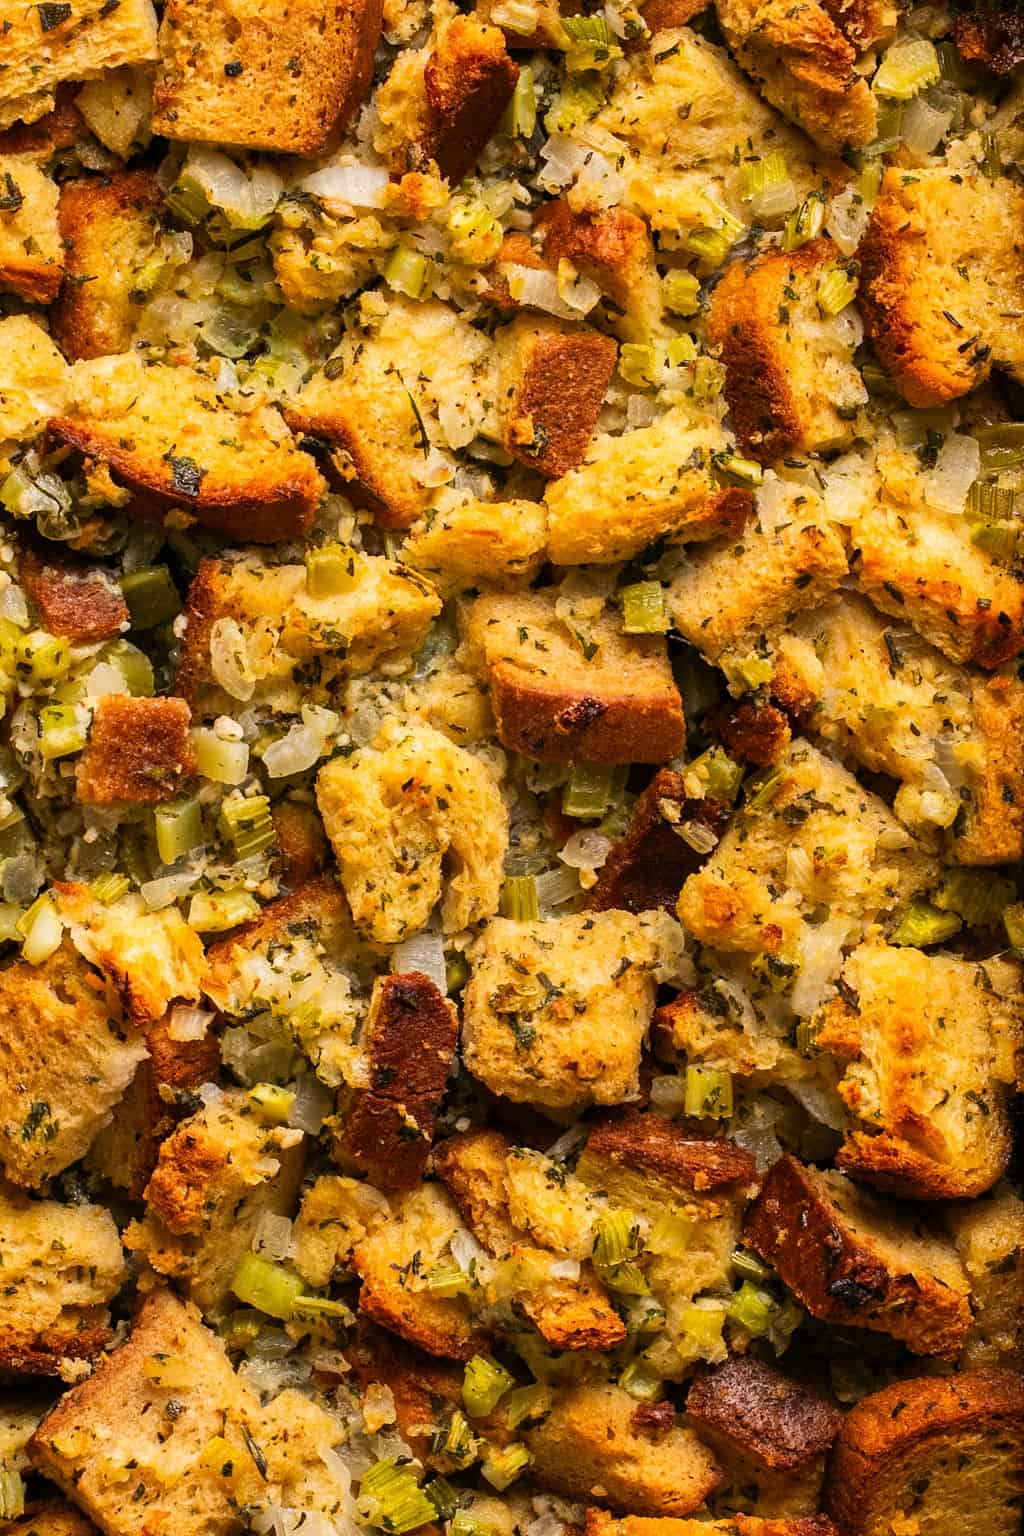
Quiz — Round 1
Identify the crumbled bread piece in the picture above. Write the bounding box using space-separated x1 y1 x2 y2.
577 1110 758 1202
652 983 789 1077
0 155 62 302
584 1513 839 1536
0 317 69 462
0 0 158 131
496 315 617 479
291 1174 390 1290
536 200 664 340
813 942 1023 1199
587 768 730 913
463 588 685 762
333 971 458 1189
708 239 866 462
316 721 508 944
685 1358 841 1517
402 496 547 595
545 409 752 566
353 1182 489 1359
823 1369 1024 1536
0 1504 100 1536
202 875 354 1013
126 1090 305 1312
0 942 146 1188
87 1007 220 1199
18 545 126 643
51 171 164 361
858 166 1024 406
175 554 440 716
285 296 497 530
56 885 207 1029
52 355 325 543
0 1187 124 1378
76 695 196 805
715 0 877 153
271 203 397 314
0 84 83 153
525 1382 722 1514
744 1155 973 1358
713 700 792 765
946 1182 1024 1371
461 911 658 1109
152 0 382 153
271 799 329 887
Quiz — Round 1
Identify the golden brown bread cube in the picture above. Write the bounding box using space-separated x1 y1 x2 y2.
401 496 547 595
946 1183 1024 1371
0 155 63 303
51 171 165 361
420 15 519 183
744 1154 973 1358
344 1322 470 1469
76 695 196 806
291 1173 390 1290
18 545 127 643
823 1369 1024 1536
0 0 158 132
0 318 70 461
587 768 730 914
535 199 664 340
152 0 383 153
496 315 617 479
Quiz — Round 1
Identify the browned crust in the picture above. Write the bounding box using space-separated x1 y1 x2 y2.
834 1128 1009 1201
422 16 519 183
712 701 792 765
205 876 352 999
587 768 730 914
283 404 415 532
502 324 617 480
954 10 1024 72
18 544 128 642
356 1265 489 1362
535 200 654 313
489 658 685 764
343 1322 470 1466
954 673 1024 864
0 87 84 156
0 1318 112 1378
172 557 222 707
823 1369 1024 1534
76 695 196 806
735 1521 841 1536
583 1516 840 1536
115 1010 221 1200
583 1108 757 1193
743 1155 972 1358
634 0 709 39
51 170 164 362
0 256 63 305
333 972 458 1190
271 800 329 888
0 1501 100 1536
685 1357 841 1473
483 231 549 309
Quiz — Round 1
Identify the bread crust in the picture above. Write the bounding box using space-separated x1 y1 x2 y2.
581 1109 758 1196
52 170 164 361
76 695 196 806
18 544 127 642
685 1358 841 1474
587 768 730 913
497 315 617 479
422 16 518 182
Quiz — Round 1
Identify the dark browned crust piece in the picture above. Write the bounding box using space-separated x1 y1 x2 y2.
110 1009 221 1200
76 695 196 805
954 10 1024 72
712 701 792 765
423 16 518 183
19 544 128 642
488 664 685 764
535 199 655 312
583 1108 757 1193
51 170 164 362
685 1356 842 1474
587 768 730 913
503 323 617 479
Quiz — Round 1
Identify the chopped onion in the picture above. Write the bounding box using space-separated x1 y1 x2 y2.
451 1227 489 1274
575 150 626 208
410 447 456 487
299 163 391 209
787 1078 847 1131
650 1074 687 1114
252 1211 293 1261
185 146 284 227
924 432 980 515
141 870 199 910
85 661 129 699
210 617 255 702
548 1257 581 1281
0 584 28 627
790 917 849 1017
167 1005 213 1041
536 865 580 910
391 932 448 992
748 176 798 221
901 95 953 156
559 829 611 870
288 1072 335 1134
505 264 599 319
262 722 325 778
545 1122 589 1161
538 134 584 190
826 184 871 256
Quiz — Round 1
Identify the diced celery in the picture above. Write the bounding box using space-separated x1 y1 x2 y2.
165 169 211 226
619 342 659 388
889 899 962 947
545 73 608 132
683 1065 733 1119
817 267 858 317
481 1442 532 1491
219 793 275 859
424 1476 459 1521
503 1384 553 1429
359 1460 437 1534
248 1082 296 1123
385 246 433 301
425 1263 473 1298
462 1353 515 1417
666 334 696 367
120 565 181 629
738 150 788 201
0 904 26 945
782 192 826 251
688 745 744 804
731 1246 772 1281
679 1302 726 1353
432 1409 478 1468
501 874 540 921
501 67 537 137
744 766 784 811
231 1252 305 1320
967 481 1018 521
729 650 773 690
618 1361 664 1402
726 1280 775 1336
1003 901 1024 950
713 450 764 486
977 423 1024 473
188 888 260 932
155 796 204 866
38 703 87 760
874 37 940 100
16 892 63 965
193 728 250 785
563 763 627 820
648 1211 693 1257
662 269 701 316
219 1309 265 1351
16 630 71 686
305 542 358 597
0 1465 24 1520
561 13 622 68
602 1261 650 1295
101 639 155 697
934 868 1015 928
291 1294 355 1326
90 872 131 905
450 1513 498 1536
447 199 503 263
593 1209 642 1269
445 949 470 995
621 581 667 634
622 1293 667 1334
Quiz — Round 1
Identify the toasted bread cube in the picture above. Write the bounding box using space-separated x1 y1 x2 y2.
0 83 84 153
496 315 616 480
0 0 158 129
52 355 325 543
52 171 165 361
713 699 792 765
152 0 382 154
127 1090 305 1313
584 1513 839 1536
708 239 866 463
76 695 195 806
316 721 507 944
87 1007 220 1199
203 875 356 1013
0 155 62 303
813 942 1023 1200
946 1182 1024 1371
419 15 519 182
685 1358 841 1517
0 1188 124 1379
270 799 329 888
175 554 440 716
56 884 207 1030
744 1155 972 1358
291 1174 390 1290
353 1182 489 1360
18 546 126 643
955 675 1024 864
536 200 664 341
461 911 658 1109
524 1382 722 1515
587 767 730 914
285 296 496 530
402 496 547 595
333 971 458 1189
0 942 146 1188
464 588 685 763
545 409 752 566
824 1369 1024 1536
858 166 1024 407
0 318 69 462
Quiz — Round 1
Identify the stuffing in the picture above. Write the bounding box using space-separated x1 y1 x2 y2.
812 941 1024 1200
284 296 497 530
823 1369 1024 1536
0 1188 124 1379
291 1174 390 1290
0 85 84 153
174 554 440 716
18 546 126 643
0 156 62 303
316 720 508 944
463 588 685 762
946 1182 1024 1371
545 408 752 565
270 202 397 314
75 695 196 805
857 166 1024 407
460 910 659 1109
587 767 731 913
535 200 664 341
743 1154 973 1358
0 0 158 132
708 239 866 463
401 495 547 595
954 10 1024 72
51 355 326 543
51 171 165 362
652 983 790 1078
152 0 382 153
712 700 792 765
333 971 459 1189
0 317 70 465
496 315 617 479
524 1382 722 1515
0 942 147 1188
125 1089 305 1313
